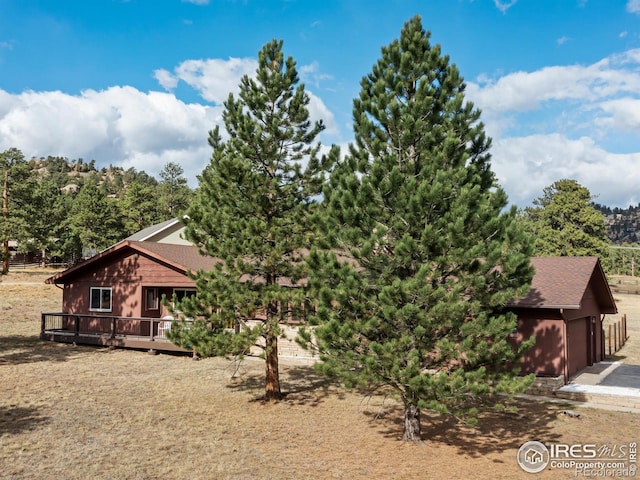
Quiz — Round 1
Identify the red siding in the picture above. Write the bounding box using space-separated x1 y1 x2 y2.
61 250 196 318
566 317 589 377
511 283 605 380
510 309 565 377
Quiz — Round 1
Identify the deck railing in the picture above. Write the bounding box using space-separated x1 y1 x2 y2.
41 313 177 343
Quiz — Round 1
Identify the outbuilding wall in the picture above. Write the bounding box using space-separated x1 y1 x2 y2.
510 309 566 377
511 282 606 380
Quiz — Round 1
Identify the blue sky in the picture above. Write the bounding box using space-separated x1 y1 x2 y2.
1 0 640 208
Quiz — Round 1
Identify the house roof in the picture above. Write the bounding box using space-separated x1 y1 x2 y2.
45 240 219 285
509 256 617 314
48 242 617 315
125 218 182 242
45 241 304 287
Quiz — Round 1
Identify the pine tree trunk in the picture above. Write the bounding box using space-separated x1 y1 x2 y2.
402 403 422 442
264 329 281 401
1 241 8 275
2 171 9 275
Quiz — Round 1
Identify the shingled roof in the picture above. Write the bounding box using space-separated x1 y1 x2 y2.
45 240 219 285
45 241 303 287
48 244 616 315
509 256 617 313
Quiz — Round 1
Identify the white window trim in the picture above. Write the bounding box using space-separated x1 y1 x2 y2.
89 287 113 312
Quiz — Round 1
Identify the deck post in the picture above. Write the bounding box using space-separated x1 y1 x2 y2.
74 315 80 340
110 317 116 339
40 313 46 340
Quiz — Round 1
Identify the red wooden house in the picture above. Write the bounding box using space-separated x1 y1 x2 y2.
507 256 617 382
42 220 618 379
42 239 217 352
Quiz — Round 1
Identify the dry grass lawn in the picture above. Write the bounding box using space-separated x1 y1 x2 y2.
1 270 640 479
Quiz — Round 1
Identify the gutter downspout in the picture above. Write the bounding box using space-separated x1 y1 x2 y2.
601 314 606 361
561 308 569 383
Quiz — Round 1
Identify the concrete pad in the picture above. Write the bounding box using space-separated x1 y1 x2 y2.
598 364 640 389
570 361 621 386
558 383 640 398
556 361 640 410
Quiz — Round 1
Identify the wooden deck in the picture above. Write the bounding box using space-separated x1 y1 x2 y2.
40 313 190 353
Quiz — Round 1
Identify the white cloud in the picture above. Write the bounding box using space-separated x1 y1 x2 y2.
0 55 339 189
467 48 640 142
0 87 222 186
627 0 640 14
492 134 640 208
466 48 640 208
307 92 338 135
556 36 570 46
182 0 209 5
158 56 338 134
468 57 640 114
153 68 179 90
300 61 334 88
494 0 517 13
595 98 640 131
170 57 258 104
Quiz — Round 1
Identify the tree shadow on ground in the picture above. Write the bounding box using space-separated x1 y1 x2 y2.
363 398 565 456
0 335 95 365
0 405 50 435
224 360 344 407
605 352 627 362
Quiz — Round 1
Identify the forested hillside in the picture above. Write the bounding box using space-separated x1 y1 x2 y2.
2 146 639 273
1 149 191 271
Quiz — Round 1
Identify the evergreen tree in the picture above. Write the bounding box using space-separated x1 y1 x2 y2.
301 16 535 441
0 148 32 273
119 180 161 235
169 39 337 400
22 178 69 265
157 162 191 219
520 179 610 259
68 181 124 256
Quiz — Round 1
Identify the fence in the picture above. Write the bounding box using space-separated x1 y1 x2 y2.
605 314 628 356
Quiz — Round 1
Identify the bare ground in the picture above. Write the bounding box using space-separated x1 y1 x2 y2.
1 271 639 479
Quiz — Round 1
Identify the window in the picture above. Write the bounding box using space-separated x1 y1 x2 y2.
90 287 112 312
146 288 159 310
172 289 196 311
173 289 196 302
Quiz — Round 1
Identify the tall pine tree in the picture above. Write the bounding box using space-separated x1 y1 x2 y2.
157 162 191 219
520 179 609 259
68 181 124 257
0 148 32 273
169 39 337 400
301 16 535 441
